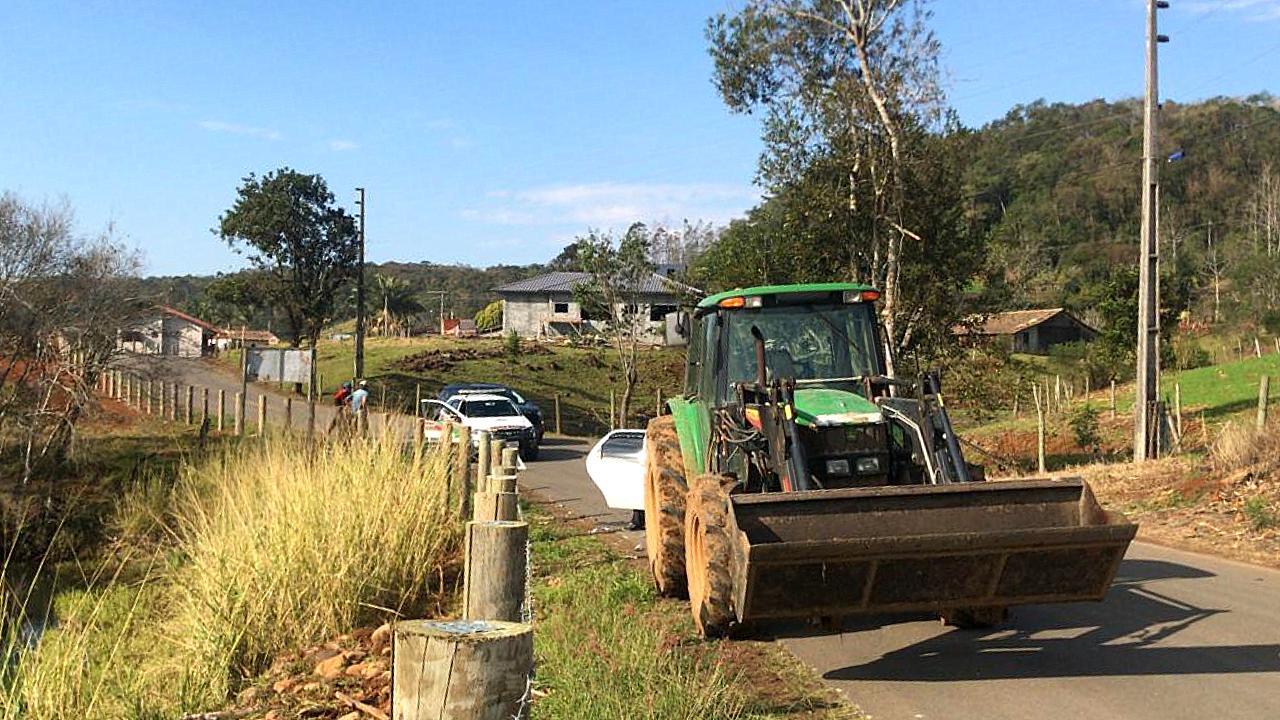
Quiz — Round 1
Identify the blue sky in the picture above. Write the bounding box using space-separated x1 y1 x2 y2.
2 0 1278 277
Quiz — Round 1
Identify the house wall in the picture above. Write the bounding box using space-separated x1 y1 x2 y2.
120 315 207 357
500 291 682 345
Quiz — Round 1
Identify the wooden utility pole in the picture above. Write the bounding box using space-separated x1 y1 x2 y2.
354 187 367 381
1135 0 1169 461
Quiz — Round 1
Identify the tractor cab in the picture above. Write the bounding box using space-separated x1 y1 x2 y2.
683 283 923 492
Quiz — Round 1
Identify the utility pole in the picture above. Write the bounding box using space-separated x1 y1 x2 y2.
421 290 448 334
1135 0 1170 462
354 187 367 380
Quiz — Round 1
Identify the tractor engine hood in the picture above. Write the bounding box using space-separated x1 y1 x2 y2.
792 387 882 427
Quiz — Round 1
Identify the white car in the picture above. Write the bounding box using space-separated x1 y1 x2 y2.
421 393 539 461
585 429 647 529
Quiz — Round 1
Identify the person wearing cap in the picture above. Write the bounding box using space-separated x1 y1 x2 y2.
350 380 371 432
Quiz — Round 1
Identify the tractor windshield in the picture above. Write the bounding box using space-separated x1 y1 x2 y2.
722 303 880 393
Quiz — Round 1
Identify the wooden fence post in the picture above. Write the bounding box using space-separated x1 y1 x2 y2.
554 393 562 435
217 389 226 432
257 394 267 436
1255 337 1263 358
1174 383 1183 439
284 396 293 429
609 389 616 429
170 383 179 422
1032 384 1046 475
1110 380 1117 419
456 425 473 519
186 385 195 424
656 388 663 418
233 392 243 436
202 387 210 425
463 520 528 622
473 490 518 523
392 619 532 720
1258 375 1271 431
476 431 492 490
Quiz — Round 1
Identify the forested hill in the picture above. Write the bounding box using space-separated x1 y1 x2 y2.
138 95 1280 338
964 94 1280 317
133 261 549 333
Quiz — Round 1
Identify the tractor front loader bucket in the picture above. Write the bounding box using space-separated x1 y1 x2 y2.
726 478 1136 622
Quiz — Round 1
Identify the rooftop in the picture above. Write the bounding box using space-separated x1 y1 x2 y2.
494 270 693 296
953 308 1094 336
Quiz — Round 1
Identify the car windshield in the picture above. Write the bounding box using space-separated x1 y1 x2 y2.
601 432 645 457
462 398 519 418
723 303 879 388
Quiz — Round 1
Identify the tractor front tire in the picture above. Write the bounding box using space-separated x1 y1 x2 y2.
644 416 687 598
684 473 736 639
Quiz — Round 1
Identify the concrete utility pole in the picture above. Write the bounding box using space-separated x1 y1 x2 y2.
354 187 367 380
1135 0 1170 462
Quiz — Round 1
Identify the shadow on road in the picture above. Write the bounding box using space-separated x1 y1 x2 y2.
534 438 588 462
810 556 1280 681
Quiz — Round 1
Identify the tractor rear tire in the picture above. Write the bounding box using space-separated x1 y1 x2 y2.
644 416 687 598
684 473 735 639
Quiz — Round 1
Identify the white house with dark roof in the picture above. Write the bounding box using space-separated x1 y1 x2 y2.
494 269 693 346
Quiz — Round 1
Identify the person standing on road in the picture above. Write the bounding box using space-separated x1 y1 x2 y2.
350 380 370 435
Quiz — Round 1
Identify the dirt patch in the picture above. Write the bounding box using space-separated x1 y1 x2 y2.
393 342 551 373
222 625 393 719
1059 456 1280 570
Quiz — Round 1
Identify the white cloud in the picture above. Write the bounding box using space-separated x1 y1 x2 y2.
198 120 282 141
464 181 758 228
1184 0 1280 21
328 139 359 151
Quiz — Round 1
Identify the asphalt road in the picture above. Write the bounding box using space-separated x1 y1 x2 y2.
519 440 1280 720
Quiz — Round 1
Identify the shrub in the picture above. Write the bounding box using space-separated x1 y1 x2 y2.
474 300 503 333
1068 404 1101 454
1243 497 1279 531
505 329 521 358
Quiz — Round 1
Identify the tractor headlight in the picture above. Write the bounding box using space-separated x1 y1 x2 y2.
825 459 850 476
855 456 881 474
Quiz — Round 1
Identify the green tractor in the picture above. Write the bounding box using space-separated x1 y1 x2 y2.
644 282 1136 638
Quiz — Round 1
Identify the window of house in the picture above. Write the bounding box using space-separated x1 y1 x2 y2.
649 304 677 322
553 302 570 314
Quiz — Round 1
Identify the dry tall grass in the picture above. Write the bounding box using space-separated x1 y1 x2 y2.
1211 419 1280 473
164 435 462 703
5 435 462 718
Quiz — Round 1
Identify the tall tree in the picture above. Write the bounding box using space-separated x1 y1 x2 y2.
574 223 655 426
217 168 359 347
708 0 945 373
